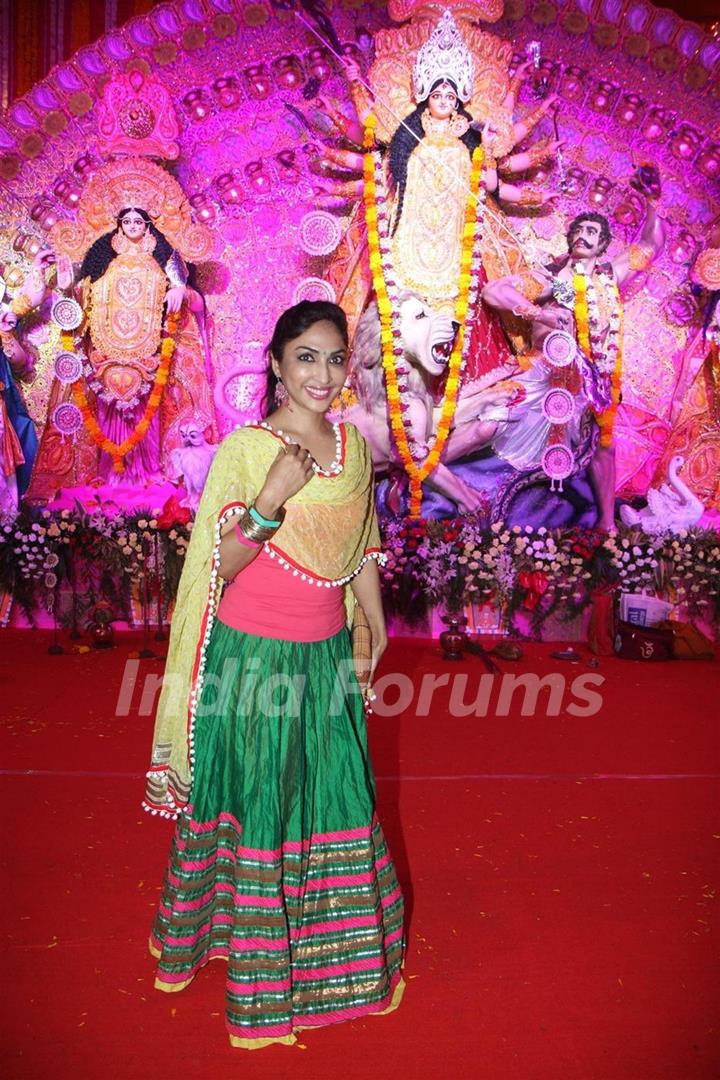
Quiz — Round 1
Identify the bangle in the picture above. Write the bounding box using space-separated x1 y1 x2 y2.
11 293 33 318
519 187 544 208
249 503 284 529
526 137 553 169
520 102 550 135
236 508 278 544
511 302 543 321
235 524 261 549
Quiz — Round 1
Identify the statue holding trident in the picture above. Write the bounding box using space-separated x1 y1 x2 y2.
306 4 564 515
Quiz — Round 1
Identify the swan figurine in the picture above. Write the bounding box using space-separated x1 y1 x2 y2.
619 454 705 534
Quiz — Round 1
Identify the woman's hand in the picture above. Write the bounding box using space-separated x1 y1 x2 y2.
0 308 18 333
254 445 314 518
56 254 74 291
339 57 362 83
166 285 186 313
535 306 573 332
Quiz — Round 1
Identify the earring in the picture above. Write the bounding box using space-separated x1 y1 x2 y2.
274 379 288 406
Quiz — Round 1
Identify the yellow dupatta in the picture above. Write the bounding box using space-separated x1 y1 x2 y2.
143 422 382 817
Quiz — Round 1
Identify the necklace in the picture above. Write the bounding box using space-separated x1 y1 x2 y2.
253 420 344 476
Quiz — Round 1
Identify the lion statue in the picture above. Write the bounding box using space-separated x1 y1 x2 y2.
340 293 516 513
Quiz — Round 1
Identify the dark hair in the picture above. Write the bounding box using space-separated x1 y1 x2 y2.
265 300 348 412
566 212 612 256
388 79 481 233
79 208 174 283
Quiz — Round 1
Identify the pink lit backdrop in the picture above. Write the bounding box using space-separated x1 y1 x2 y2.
0 0 718 505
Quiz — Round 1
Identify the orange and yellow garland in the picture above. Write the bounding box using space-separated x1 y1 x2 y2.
61 313 179 472
363 116 485 517
573 270 623 449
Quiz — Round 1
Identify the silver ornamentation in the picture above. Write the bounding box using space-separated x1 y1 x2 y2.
542 330 576 368
551 278 576 310
51 297 83 330
413 10 474 104
299 211 342 256
542 443 574 490
292 276 336 305
52 401 83 436
54 352 83 385
542 387 574 424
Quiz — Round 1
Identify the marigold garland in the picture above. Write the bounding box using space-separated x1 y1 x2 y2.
573 267 623 449
363 116 485 517
66 313 179 472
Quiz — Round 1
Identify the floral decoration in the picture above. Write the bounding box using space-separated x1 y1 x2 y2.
0 505 717 639
378 517 720 637
573 266 623 448
0 501 192 628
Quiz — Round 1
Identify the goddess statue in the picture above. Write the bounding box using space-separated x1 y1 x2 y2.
28 158 215 501
0 246 63 509
312 8 560 514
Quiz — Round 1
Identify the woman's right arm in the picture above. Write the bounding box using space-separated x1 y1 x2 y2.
217 444 314 580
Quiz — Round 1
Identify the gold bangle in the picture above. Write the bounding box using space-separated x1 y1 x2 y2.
517 271 544 302
236 508 278 544
519 187 544 207
526 137 553 169
507 71 524 102
520 103 549 135
11 293 33 318
628 243 653 272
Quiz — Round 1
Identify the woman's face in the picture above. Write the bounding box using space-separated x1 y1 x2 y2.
427 82 458 120
119 211 148 242
273 319 348 416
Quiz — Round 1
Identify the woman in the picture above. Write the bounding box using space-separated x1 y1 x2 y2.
145 300 405 1049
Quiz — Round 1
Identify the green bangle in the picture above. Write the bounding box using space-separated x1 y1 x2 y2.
248 503 282 529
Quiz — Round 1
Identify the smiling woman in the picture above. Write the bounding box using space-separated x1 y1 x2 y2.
145 299 405 1050
267 299 349 430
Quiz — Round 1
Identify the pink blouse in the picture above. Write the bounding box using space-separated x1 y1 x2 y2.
217 542 346 642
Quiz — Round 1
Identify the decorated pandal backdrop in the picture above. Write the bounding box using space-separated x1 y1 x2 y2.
0 0 719 635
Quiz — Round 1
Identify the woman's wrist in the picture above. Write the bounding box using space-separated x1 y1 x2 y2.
254 488 284 521
366 616 387 645
249 504 284 529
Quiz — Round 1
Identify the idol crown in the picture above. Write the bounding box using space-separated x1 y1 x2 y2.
413 9 474 103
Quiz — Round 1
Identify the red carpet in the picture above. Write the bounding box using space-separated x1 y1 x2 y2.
2 630 719 1079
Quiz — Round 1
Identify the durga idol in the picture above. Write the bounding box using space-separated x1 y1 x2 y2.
29 157 215 500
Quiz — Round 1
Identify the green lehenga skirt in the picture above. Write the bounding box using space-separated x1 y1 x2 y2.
150 620 405 1048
